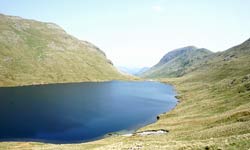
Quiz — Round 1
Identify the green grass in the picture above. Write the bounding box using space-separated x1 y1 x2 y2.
141 46 213 78
0 14 249 149
0 14 130 87
1 39 250 149
1 75 249 149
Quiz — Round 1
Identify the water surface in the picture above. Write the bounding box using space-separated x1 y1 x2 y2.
0 81 177 143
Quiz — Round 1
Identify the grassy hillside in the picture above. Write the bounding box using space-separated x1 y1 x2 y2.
0 14 126 87
1 39 249 149
141 46 213 78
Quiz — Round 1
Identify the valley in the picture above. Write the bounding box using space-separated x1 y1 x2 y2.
0 13 249 150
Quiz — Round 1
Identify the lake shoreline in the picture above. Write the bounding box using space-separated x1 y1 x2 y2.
0 80 177 145
0 78 143 88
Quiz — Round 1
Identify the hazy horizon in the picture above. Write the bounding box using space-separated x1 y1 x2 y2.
1 0 250 68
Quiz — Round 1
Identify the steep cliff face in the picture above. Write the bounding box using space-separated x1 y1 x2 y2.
0 14 125 86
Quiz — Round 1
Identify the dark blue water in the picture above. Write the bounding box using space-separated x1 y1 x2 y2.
0 81 177 143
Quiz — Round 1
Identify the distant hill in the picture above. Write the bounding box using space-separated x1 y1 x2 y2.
187 38 250 82
117 66 149 75
0 14 126 86
134 67 150 76
134 38 250 149
141 46 213 78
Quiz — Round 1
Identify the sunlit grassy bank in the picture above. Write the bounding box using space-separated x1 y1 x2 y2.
1 19 250 149
0 14 131 87
1 72 249 149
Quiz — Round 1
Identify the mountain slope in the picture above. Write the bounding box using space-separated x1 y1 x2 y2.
185 38 250 82
117 66 149 75
134 67 150 76
0 14 125 86
2 38 250 150
141 46 213 78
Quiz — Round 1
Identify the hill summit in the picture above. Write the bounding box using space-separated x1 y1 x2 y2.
0 14 125 86
141 46 212 78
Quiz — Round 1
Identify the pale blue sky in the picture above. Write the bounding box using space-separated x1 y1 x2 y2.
1 0 250 67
